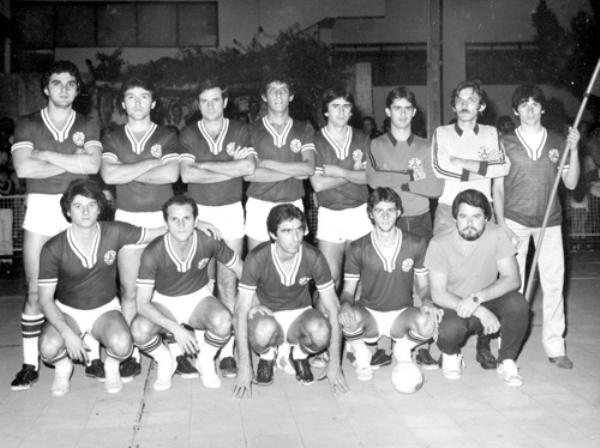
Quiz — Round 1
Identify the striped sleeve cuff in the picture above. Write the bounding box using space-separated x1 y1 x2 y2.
179 153 196 162
316 279 335 291
344 273 360 282
136 279 155 288
238 283 257 292
301 143 316 152
84 140 102 151
162 153 180 163
11 141 33 153
102 152 119 162
225 253 239 269
38 278 58 287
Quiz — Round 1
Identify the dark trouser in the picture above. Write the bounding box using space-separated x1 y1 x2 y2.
397 211 433 242
436 291 529 362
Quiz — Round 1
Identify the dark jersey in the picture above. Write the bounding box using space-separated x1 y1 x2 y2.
38 222 144 309
344 230 428 311
314 126 369 210
179 119 253 206
11 108 101 194
137 230 237 296
101 123 179 212
246 117 315 202
239 241 334 311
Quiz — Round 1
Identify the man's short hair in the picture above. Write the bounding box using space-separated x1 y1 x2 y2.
367 187 403 216
511 85 547 112
321 86 355 118
450 80 487 109
119 77 157 103
451 189 492 221
385 86 417 109
267 203 306 236
162 195 199 221
60 179 107 223
197 78 229 100
261 73 294 96
41 60 82 95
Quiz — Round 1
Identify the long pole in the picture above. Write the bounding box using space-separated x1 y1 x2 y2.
525 58 600 301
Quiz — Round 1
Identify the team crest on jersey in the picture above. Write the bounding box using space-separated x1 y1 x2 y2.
197 258 209 270
226 142 236 157
298 276 311 285
103 250 116 265
352 149 363 163
290 139 302 153
408 157 425 180
548 149 560 163
401 258 414 272
150 144 162 158
72 132 85 147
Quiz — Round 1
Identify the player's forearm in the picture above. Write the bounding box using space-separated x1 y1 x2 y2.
45 151 101 174
101 158 160 184
366 167 409 189
474 275 520 303
562 150 580 190
199 158 256 178
40 295 76 339
180 164 232 183
14 159 65 178
431 287 462 310
261 159 314 177
138 299 181 334
342 168 367 184
135 162 180 184
491 179 507 226
234 309 251 369
310 174 347 192
141 226 167 244
403 177 444 198
244 167 291 182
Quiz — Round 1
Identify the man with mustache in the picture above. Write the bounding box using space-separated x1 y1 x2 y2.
431 80 510 370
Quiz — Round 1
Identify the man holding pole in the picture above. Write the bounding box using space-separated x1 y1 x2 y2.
492 85 580 369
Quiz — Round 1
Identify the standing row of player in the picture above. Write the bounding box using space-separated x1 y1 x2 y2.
9 59 579 396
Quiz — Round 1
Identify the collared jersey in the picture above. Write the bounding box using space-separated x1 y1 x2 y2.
501 128 567 227
247 117 315 202
179 119 253 206
137 230 237 297
432 123 509 205
344 230 427 311
38 221 144 310
314 126 369 210
102 124 179 212
239 241 334 311
11 108 101 194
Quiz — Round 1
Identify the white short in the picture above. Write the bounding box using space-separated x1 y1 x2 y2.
365 307 407 342
152 286 212 325
55 297 122 335
197 202 245 241
272 306 311 341
115 209 164 247
245 197 304 242
316 204 372 244
22 194 69 237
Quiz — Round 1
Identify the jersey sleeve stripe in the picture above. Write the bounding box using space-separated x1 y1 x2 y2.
102 152 119 161
179 153 196 162
162 153 180 162
238 283 257 292
225 253 239 269
38 278 58 287
316 279 335 291
344 273 360 281
301 143 316 152
11 141 33 152
136 279 155 288
414 267 429 274
84 140 102 150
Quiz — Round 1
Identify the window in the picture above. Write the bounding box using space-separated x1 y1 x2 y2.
332 43 427 86
56 4 95 47
138 3 177 47
178 2 218 47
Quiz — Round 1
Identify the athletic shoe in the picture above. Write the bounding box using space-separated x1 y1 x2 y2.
476 348 497 370
85 359 106 381
175 355 199 379
255 358 275 386
549 355 574 369
355 365 374 381
290 356 314 385
497 359 523 387
119 357 141 383
219 357 237 378
309 351 330 369
11 364 39 391
415 348 440 370
51 358 73 397
370 349 393 370
442 353 464 380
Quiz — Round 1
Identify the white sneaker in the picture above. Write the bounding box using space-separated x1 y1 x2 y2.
51 358 73 397
442 353 464 380
497 359 523 387
104 357 123 394
196 352 221 389
355 365 374 381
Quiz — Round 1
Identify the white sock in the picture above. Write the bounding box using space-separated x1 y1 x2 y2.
347 339 371 368
291 345 309 360
393 337 418 363
220 337 234 359
82 333 100 361
23 337 39 368
261 346 276 360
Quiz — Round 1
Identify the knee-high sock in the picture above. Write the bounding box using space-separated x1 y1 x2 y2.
21 313 44 368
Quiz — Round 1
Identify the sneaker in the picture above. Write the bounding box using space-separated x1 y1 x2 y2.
476 348 497 370
85 359 105 381
119 357 141 383
290 356 314 385
175 355 199 379
355 365 374 381
219 357 238 378
549 355 574 369
309 351 329 369
442 353 464 380
370 349 393 370
497 359 523 387
254 358 275 386
11 364 39 391
415 348 440 370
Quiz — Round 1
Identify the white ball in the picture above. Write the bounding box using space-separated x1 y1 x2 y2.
392 361 424 394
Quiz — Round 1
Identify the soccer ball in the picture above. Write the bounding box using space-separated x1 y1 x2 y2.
392 361 424 394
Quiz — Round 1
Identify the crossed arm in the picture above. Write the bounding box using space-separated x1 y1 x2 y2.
13 145 102 178
245 150 315 182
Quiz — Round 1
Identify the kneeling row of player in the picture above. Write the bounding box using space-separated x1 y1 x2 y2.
38 179 528 397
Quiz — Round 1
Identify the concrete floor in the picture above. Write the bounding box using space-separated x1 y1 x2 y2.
0 251 599 448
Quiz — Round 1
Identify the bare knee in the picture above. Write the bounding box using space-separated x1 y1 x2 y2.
250 316 278 349
208 309 233 338
130 315 156 345
104 330 133 359
39 331 64 361
303 317 331 350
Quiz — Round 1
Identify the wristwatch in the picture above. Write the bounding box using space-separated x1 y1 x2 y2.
472 295 480 304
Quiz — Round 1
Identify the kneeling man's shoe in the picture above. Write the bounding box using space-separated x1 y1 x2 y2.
476 348 497 370
442 353 464 380
11 364 39 391
370 349 392 370
254 358 275 386
497 359 523 387
549 355 573 369
175 355 199 379
219 356 238 378
415 348 440 370
290 356 314 385
120 357 141 383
